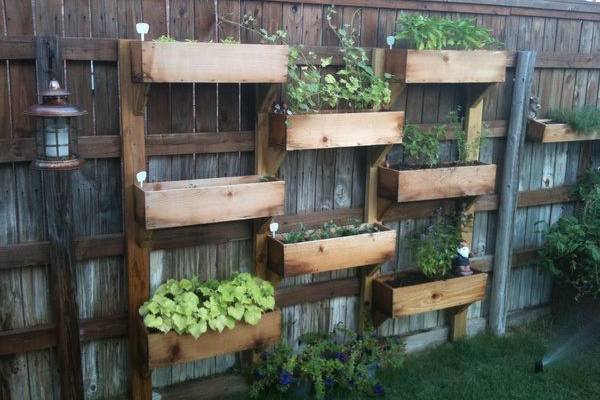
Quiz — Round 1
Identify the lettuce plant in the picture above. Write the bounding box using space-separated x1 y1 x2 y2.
139 273 275 338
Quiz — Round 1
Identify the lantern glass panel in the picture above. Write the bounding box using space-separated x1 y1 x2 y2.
42 117 70 158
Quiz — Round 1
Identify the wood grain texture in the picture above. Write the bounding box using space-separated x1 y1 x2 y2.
528 118 600 142
143 310 281 370
378 164 497 202
130 41 289 83
385 50 508 83
118 39 152 400
267 224 396 277
135 176 285 229
373 271 489 317
269 111 404 150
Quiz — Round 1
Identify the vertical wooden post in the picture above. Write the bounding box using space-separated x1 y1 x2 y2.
119 40 152 400
36 35 85 400
448 84 488 341
359 144 392 334
358 49 397 333
489 51 536 336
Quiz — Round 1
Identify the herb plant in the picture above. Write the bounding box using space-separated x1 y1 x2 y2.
546 106 600 135
281 220 381 244
139 273 275 338
401 110 483 168
538 170 600 300
394 14 501 50
235 8 391 113
411 216 463 279
249 323 404 400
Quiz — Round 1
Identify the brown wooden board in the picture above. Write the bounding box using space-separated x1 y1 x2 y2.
527 118 600 143
134 175 285 229
267 223 397 277
384 49 507 83
141 310 281 370
130 41 289 83
378 163 497 202
373 270 488 318
269 111 404 150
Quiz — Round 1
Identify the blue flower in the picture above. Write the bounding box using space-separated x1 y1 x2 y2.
278 370 293 386
335 352 349 363
253 369 265 381
373 383 385 396
324 376 334 388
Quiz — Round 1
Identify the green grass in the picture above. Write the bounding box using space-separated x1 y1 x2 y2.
236 320 600 400
378 322 600 400
546 106 600 135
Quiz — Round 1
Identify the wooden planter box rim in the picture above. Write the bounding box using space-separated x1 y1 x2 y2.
141 309 282 370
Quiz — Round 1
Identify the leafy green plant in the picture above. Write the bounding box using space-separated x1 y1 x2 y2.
281 220 382 244
154 35 177 43
139 273 275 338
249 323 404 400
411 216 463 279
221 36 239 44
401 110 484 168
394 14 501 50
539 170 600 300
234 8 391 113
402 123 446 168
546 106 600 135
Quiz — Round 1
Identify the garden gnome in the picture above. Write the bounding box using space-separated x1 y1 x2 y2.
453 240 473 276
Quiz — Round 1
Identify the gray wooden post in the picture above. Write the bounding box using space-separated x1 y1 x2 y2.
489 51 536 335
36 36 85 399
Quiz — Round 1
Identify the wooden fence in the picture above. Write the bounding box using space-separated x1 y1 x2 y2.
1 0 600 399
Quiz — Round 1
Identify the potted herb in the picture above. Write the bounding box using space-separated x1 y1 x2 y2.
249 323 404 400
528 106 600 143
267 220 397 277
138 273 281 369
240 9 404 150
373 217 488 319
538 170 600 302
378 113 497 202
385 14 506 83
130 34 289 83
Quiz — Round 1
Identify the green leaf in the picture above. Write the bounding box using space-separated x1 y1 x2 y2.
228 303 246 320
244 306 263 325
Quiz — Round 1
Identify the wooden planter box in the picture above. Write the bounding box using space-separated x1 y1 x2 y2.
130 41 289 83
135 175 285 229
384 49 507 83
373 271 488 318
269 111 404 150
528 119 600 143
267 224 397 277
378 163 496 202
140 310 281 370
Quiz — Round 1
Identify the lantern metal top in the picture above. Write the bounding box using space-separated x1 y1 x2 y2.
25 80 87 118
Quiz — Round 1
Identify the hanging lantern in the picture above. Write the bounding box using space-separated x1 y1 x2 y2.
25 80 87 170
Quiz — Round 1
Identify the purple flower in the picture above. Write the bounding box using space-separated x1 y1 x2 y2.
253 369 265 381
278 370 293 386
373 383 385 396
260 351 270 362
324 376 334 388
335 352 349 363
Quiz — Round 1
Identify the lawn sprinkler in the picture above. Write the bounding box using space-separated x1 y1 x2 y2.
534 360 544 373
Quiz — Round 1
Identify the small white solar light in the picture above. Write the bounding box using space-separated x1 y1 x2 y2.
269 222 279 237
136 22 149 41
386 35 395 49
136 171 147 187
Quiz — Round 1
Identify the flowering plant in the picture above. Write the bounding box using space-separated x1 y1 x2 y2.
249 323 404 399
